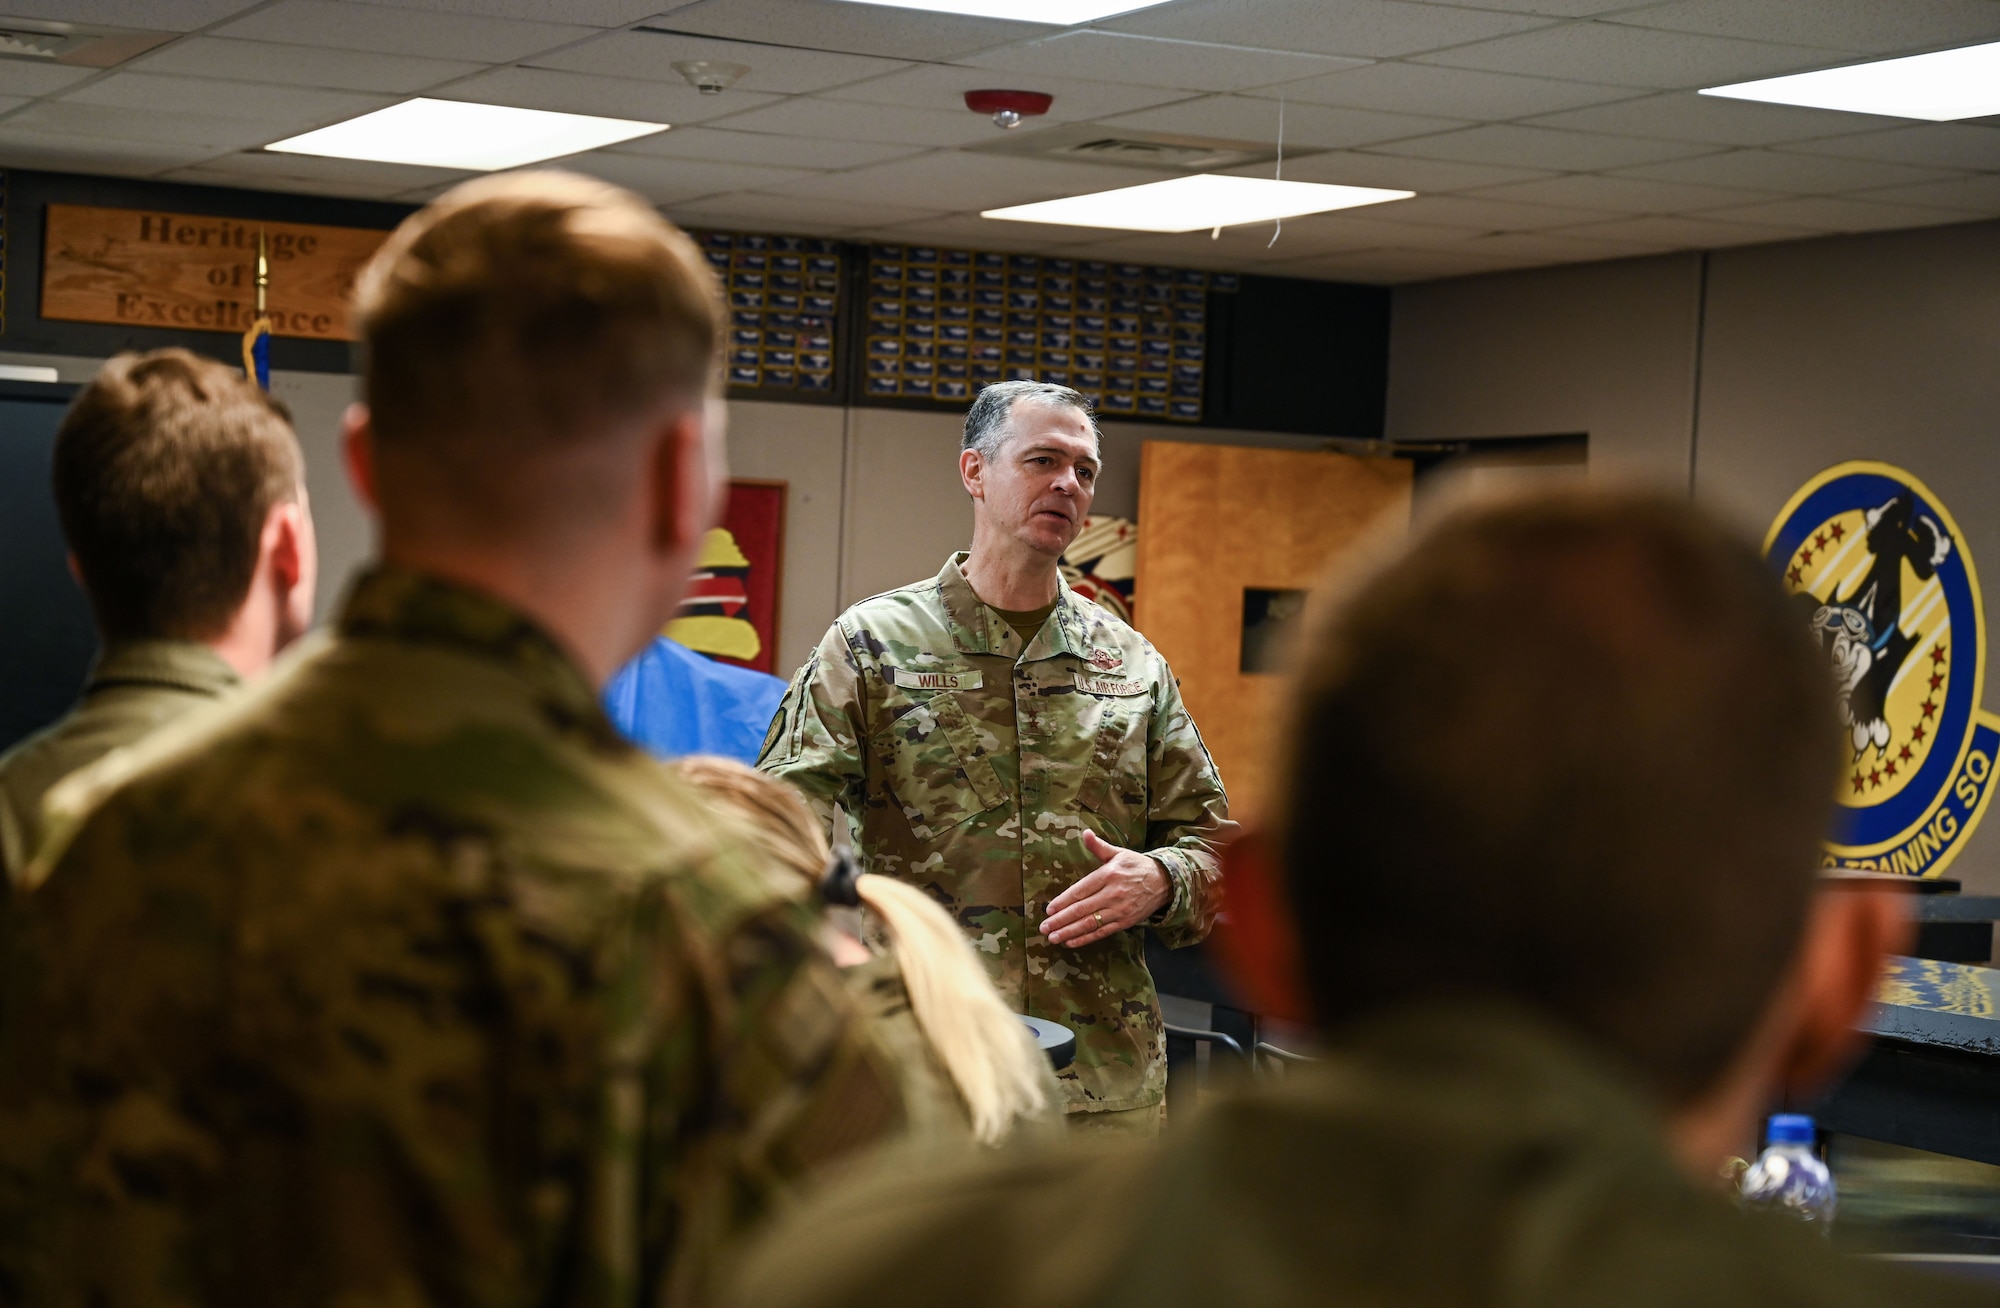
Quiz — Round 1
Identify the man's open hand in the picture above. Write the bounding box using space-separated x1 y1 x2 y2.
1040 830 1171 948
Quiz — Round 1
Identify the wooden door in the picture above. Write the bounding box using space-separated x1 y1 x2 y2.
1136 442 1411 822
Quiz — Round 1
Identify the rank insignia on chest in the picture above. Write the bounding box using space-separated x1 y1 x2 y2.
887 667 983 691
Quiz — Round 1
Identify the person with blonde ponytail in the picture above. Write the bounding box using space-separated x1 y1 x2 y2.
673 755 1059 1146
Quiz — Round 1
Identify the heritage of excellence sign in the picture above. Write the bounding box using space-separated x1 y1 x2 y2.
41 204 390 342
1767 461 2000 877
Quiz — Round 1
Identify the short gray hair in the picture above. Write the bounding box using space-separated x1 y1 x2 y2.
961 380 1098 460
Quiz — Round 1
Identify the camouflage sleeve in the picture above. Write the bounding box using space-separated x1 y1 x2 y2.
1143 670 1236 948
642 874 908 1303
758 621 870 836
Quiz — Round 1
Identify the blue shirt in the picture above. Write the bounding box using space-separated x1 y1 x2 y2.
603 637 787 764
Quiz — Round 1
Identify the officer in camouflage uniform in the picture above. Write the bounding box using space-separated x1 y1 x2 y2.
0 349 315 887
0 172 904 1307
761 380 1232 1134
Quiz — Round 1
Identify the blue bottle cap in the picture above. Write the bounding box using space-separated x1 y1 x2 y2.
1767 1113 1815 1145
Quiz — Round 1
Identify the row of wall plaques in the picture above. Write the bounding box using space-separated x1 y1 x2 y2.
694 221 1243 423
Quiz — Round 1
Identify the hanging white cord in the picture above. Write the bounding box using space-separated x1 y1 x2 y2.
1268 96 1286 249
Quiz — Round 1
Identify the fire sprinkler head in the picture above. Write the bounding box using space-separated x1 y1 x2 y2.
674 59 749 95
964 88 1053 130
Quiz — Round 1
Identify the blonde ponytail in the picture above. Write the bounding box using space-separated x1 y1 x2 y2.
672 756 1054 1143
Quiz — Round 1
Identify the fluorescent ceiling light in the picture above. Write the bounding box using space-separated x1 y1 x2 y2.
983 174 1412 233
828 0 1171 24
267 98 667 171
1701 41 2000 121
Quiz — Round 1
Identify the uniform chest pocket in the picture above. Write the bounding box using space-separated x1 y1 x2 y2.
1075 681 1150 836
879 676 1007 842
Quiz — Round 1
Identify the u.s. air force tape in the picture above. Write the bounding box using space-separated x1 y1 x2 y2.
1075 674 1146 696
886 667 983 690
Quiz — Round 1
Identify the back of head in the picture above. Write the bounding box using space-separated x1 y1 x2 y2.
53 348 302 641
352 170 721 541
1280 489 1840 1105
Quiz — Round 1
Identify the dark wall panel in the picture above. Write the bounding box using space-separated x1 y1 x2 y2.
1206 275 1390 438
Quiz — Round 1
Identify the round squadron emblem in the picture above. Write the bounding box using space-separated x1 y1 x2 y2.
1767 462 2000 876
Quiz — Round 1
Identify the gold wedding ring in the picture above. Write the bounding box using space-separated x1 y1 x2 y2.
1093 911 1103 927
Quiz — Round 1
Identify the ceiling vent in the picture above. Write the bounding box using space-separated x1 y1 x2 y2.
965 122 1291 172
0 19 175 68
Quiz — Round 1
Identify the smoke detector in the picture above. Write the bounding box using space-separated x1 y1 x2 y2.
673 60 749 95
965 89 1053 130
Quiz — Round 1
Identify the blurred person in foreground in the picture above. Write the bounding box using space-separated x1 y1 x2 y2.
0 349 314 886
760 379 1233 1136
732 489 1993 1308
0 172 905 1307
674 755 1060 1145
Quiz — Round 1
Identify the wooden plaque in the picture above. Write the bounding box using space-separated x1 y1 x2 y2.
41 204 391 342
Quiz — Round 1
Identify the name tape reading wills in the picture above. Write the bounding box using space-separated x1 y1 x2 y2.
42 205 391 343
888 668 984 691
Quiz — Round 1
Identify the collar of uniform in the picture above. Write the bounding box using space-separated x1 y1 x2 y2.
937 552 1101 664
86 638 241 699
338 566 605 723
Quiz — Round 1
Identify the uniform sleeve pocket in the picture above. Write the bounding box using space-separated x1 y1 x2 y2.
882 689 1006 841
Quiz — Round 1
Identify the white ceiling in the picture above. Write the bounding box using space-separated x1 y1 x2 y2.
2 0 1997 284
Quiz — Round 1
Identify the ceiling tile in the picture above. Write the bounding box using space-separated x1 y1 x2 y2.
1270 244 1543 281
532 30 908 94
0 62 95 96
696 97 1004 148
609 124 923 170
350 0 688 23
1549 212 1823 246
160 166 407 199
1099 95 1464 150
0 1 257 30
0 95 27 117
1609 0 2000 56
1521 90 1901 146
1373 123 1719 170
1044 227 1310 265
1260 60 1641 120
1443 229 1670 261
1417 22 1849 89
1464 172 1785 212
434 66 780 124
1222 149 1557 192
1369 193 1625 230
1102 0 1556 59
8 99 273 150
853 212 1103 252
665 191 952 232
761 150 1178 212
177 148 465 190
1786 124 2000 172
1250 210 1487 251
1699 195 1975 233
1849 176 2000 213
1613 148 1963 193
560 152 819 204
1437 0 1678 15
214 0 595 61
960 31 1367 94
822 64 1192 122
662 0 1046 61
0 123 227 173
131 36 486 93
62 72 394 129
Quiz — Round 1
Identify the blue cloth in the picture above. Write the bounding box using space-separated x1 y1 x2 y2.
603 636 787 764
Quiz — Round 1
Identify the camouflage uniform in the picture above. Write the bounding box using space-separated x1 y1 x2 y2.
731 1002 2000 1308
0 639 239 886
0 568 905 1307
760 553 1232 1119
